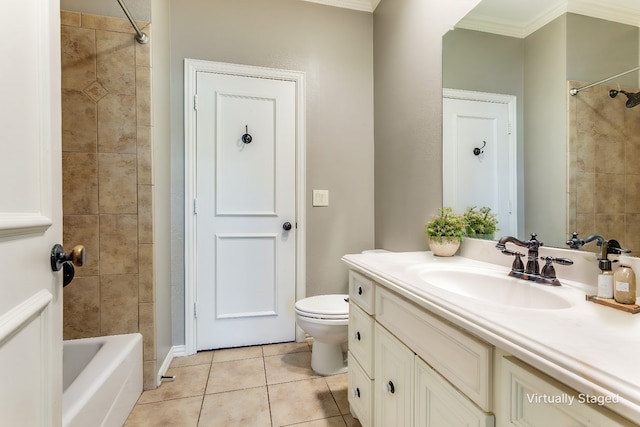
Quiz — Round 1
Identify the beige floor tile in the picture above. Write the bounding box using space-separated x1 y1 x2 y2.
264 351 320 385
171 351 213 368
342 413 363 427
325 373 350 415
198 386 271 427
212 345 263 363
286 416 348 426
206 357 266 394
124 396 202 427
262 341 311 357
137 364 210 404
269 377 341 426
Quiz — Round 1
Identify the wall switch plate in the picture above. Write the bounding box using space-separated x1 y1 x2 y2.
312 190 329 207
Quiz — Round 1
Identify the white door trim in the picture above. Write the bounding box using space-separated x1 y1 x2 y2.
442 88 518 238
184 59 306 355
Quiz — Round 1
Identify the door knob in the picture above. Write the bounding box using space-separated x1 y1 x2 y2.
51 244 86 287
283 222 292 231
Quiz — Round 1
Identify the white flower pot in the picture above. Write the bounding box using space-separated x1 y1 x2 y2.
427 238 460 257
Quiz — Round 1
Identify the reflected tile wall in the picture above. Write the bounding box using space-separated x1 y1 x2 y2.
61 10 157 390
568 80 640 253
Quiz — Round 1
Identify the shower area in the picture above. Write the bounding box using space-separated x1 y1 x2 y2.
567 78 640 254
60 8 159 390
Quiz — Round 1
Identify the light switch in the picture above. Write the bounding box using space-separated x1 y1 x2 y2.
312 190 329 207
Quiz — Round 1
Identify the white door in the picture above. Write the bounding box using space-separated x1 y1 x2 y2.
194 71 297 350
443 90 517 237
0 1 62 426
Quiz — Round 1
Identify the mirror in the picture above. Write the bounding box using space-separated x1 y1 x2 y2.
442 1 640 251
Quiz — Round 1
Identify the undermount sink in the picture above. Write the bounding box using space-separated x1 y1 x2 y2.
416 265 572 310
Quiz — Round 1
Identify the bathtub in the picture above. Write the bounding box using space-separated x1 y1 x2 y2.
63 333 143 427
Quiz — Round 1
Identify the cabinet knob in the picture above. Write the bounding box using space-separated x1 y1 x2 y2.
358 286 363 295
354 331 361 341
353 387 361 398
386 380 395 394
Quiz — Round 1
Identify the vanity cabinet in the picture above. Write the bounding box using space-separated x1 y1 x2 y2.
348 271 494 426
344 255 640 427
498 356 636 427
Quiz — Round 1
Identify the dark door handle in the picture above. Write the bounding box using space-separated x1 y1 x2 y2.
283 222 292 231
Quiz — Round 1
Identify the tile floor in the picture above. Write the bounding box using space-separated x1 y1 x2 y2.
124 341 362 427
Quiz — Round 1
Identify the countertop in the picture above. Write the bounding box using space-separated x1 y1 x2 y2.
342 250 640 423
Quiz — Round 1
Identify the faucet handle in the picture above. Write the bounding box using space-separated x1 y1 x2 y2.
540 256 573 279
498 246 525 272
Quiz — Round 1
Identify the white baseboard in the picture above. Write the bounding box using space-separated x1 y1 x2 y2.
156 345 184 387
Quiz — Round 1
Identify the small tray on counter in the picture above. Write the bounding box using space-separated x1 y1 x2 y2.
586 295 640 314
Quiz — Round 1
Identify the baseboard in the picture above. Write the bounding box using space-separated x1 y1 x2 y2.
156 345 184 387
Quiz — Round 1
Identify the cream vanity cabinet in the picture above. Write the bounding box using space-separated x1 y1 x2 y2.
347 269 636 427
347 270 494 427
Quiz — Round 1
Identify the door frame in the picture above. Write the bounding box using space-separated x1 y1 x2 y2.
184 59 306 355
442 88 518 238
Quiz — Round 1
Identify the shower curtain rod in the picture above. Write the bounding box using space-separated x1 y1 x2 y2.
569 66 640 96
116 0 149 44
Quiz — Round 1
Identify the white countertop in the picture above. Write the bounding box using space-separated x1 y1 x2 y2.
342 250 640 423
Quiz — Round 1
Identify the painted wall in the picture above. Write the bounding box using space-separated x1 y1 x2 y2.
169 0 375 345
372 0 480 251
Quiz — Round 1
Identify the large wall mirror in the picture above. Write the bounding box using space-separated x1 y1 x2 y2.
443 0 640 251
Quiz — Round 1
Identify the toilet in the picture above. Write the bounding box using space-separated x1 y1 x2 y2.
295 294 349 376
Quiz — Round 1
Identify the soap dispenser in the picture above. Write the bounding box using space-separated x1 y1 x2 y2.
597 258 614 298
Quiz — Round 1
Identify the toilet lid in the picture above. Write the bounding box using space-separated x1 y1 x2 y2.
295 294 349 318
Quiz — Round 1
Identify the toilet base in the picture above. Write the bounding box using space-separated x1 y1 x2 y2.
311 341 348 376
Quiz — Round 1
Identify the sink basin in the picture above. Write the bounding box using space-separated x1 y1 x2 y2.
416 266 572 309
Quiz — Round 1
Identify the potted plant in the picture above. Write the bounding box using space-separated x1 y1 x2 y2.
425 207 466 256
464 206 499 240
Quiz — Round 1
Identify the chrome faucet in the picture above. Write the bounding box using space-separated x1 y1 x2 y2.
496 233 573 286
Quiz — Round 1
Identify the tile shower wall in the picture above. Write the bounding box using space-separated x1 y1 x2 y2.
61 10 157 390
568 80 640 253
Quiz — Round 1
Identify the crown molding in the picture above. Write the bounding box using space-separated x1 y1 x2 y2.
301 0 380 13
456 0 640 39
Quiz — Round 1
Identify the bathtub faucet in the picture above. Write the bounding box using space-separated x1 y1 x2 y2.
496 233 572 286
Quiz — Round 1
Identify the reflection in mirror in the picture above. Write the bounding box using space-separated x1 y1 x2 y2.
443 3 640 250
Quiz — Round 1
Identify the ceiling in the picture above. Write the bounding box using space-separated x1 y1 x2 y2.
303 0 640 38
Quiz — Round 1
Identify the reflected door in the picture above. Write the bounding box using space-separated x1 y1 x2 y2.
195 71 297 350
443 90 517 238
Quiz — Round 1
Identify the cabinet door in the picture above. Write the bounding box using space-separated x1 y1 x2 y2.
501 356 635 427
416 357 494 427
375 324 414 427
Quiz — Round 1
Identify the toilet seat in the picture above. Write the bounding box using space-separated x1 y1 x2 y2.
295 294 349 320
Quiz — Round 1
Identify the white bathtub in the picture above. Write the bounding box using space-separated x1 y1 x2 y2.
63 333 143 427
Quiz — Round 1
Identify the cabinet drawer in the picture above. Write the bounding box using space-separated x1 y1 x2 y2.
376 286 493 411
349 270 375 314
348 352 373 427
501 356 636 427
416 356 494 427
349 302 374 377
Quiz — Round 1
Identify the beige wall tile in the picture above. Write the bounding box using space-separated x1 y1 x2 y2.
60 10 81 27
138 184 154 244
62 152 99 215
100 274 139 335
83 13 147 34
98 94 137 153
576 172 595 214
136 66 152 126
594 173 625 214
62 89 97 153
99 214 139 274
63 276 100 339
139 302 156 361
143 360 159 391
136 26 152 67
63 215 99 277
98 153 138 213
61 26 96 91
137 126 153 184
97 30 136 95
138 244 154 303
